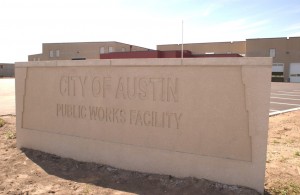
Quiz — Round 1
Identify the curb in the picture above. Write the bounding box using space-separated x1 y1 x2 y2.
269 107 300 117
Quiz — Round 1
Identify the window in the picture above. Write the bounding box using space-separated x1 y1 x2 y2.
205 52 215 54
270 49 276 57
109 46 114 53
72 58 86 60
121 47 126 52
56 50 60 57
49 50 54 58
271 63 284 81
0 65 3 69
100 47 105 54
272 63 284 72
290 74 300 77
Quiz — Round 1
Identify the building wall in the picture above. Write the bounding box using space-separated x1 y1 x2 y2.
287 37 300 63
28 54 44 61
0 63 15 77
28 42 151 61
157 41 246 56
28 38 300 82
246 37 300 82
158 37 300 82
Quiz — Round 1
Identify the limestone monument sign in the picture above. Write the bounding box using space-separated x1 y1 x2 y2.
15 58 271 193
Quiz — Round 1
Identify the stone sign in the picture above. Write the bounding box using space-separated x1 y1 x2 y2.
15 58 272 193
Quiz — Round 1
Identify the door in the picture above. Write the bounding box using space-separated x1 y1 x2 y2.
272 63 284 82
290 63 300 83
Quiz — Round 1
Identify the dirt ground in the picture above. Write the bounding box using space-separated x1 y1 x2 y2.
0 111 300 195
265 111 300 194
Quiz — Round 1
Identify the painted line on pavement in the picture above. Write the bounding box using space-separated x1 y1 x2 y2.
270 96 300 101
269 109 280 112
271 93 300 97
277 91 300 94
270 102 300 106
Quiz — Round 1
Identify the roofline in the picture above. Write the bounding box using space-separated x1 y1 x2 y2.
0 63 14 65
289 36 300 39
42 41 152 50
157 40 246 46
158 36 300 46
43 41 117 44
246 36 300 41
28 53 43 56
246 36 288 41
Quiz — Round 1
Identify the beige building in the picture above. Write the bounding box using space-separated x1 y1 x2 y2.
246 37 300 82
157 41 246 56
28 37 300 82
28 41 151 61
0 63 14 77
158 37 300 82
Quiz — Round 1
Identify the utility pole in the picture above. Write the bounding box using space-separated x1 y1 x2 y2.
181 20 184 59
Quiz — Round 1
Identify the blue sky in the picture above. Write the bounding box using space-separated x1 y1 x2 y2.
1 0 300 63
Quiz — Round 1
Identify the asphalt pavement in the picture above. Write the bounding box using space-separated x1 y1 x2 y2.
269 82 300 116
0 78 15 116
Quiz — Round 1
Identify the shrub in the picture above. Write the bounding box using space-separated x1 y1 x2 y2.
0 118 5 127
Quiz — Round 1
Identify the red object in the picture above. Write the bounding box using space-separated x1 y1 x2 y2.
191 53 242 58
100 50 159 59
100 50 242 59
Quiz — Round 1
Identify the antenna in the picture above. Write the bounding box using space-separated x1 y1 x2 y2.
181 20 184 59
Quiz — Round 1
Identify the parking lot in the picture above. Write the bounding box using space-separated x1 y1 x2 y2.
1 79 300 116
0 78 15 116
270 82 300 116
